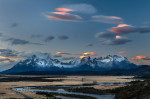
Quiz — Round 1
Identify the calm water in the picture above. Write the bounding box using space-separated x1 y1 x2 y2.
12 83 117 99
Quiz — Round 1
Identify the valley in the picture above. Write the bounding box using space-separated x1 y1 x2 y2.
0 75 134 99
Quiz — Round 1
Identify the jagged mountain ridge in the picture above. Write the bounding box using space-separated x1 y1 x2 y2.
3 54 137 73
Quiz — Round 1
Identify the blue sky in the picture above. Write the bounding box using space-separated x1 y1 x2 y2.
0 0 150 70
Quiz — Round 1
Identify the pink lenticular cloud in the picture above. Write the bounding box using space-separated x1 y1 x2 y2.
131 56 150 60
119 51 126 54
91 15 123 23
56 52 73 55
61 4 97 14
56 52 97 59
116 35 122 39
56 8 73 12
46 12 82 21
52 12 69 15
109 24 136 34
80 52 97 58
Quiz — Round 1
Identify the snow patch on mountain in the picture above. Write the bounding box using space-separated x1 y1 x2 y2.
2 54 137 73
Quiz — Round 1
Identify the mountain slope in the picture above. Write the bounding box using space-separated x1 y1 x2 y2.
2 54 137 74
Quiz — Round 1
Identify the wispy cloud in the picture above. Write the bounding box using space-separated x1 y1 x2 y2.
61 4 97 14
0 48 19 58
11 23 18 28
5 38 44 45
45 4 123 24
119 51 126 54
131 56 150 60
109 24 150 34
58 35 69 40
109 24 136 34
0 58 13 63
46 12 83 21
86 43 93 47
23 52 51 59
61 57 76 61
46 12 123 23
56 8 73 12
95 32 116 39
0 48 24 65
95 32 131 45
56 52 73 55
91 15 123 23
99 36 131 45
55 52 97 59
80 52 97 58
95 24 150 46
44 35 55 42
31 34 42 38
5 38 30 45
53 54 62 58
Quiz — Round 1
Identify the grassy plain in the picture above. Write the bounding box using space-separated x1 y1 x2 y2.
0 75 134 98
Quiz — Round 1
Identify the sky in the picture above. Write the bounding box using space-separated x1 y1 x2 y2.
0 0 150 71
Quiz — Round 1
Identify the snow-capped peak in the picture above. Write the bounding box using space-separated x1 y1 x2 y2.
68 55 128 68
102 55 127 63
13 54 135 73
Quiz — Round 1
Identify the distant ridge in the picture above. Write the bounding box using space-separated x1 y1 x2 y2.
1 54 138 74
2 65 150 76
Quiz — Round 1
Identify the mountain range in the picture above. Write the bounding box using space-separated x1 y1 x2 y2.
2 54 138 74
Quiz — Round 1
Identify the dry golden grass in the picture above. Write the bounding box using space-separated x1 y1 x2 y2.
0 75 134 98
